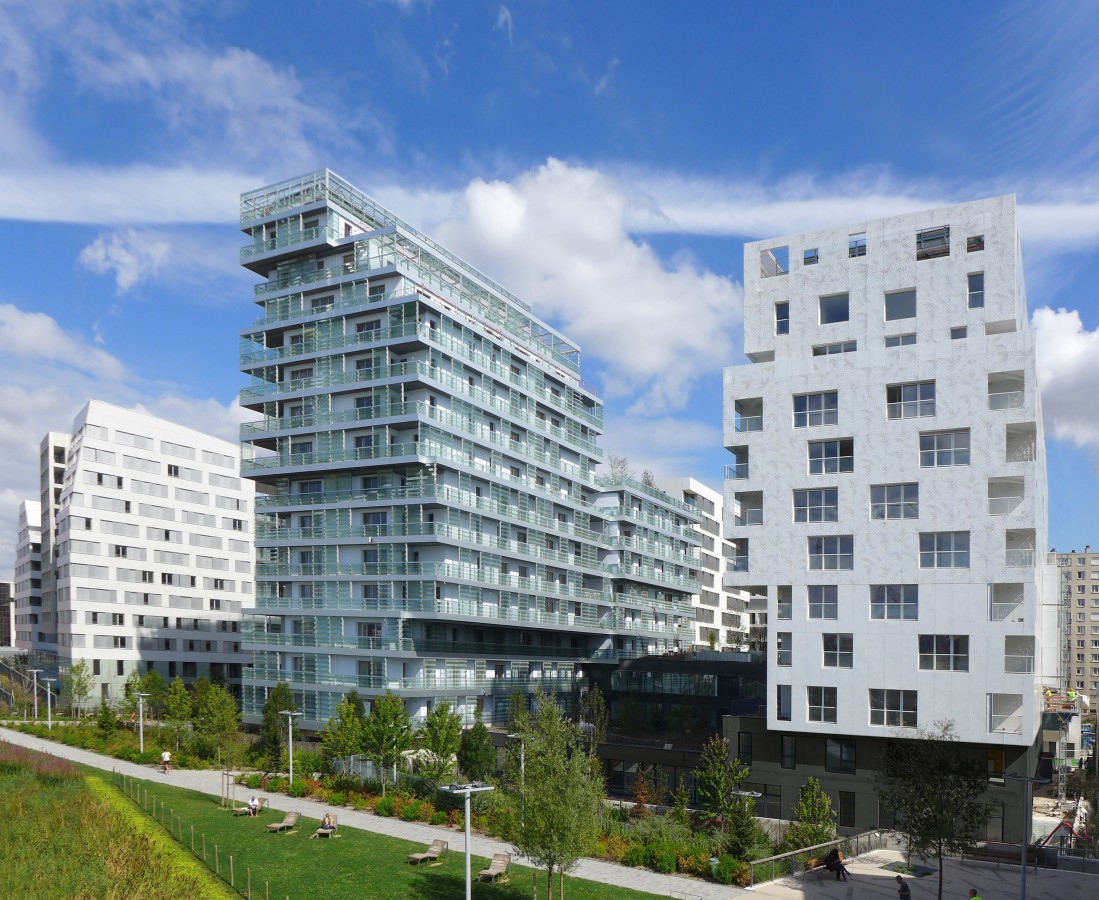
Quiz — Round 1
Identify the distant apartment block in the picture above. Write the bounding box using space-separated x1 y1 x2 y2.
237 170 699 729
657 477 749 647
0 581 13 647
722 197 1059 839
16 401 255 700
1054 546 1099 697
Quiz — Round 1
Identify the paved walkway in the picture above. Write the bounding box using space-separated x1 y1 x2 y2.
0 726 744 899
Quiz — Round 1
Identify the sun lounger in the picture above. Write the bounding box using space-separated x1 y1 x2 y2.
407 839 448 864
232 798 268 816
477 853 510 882
266 811 300 833
310 814 339 838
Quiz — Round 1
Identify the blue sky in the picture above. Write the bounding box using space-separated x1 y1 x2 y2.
2 0 1099 572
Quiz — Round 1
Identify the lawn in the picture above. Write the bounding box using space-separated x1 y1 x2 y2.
108 770 660 899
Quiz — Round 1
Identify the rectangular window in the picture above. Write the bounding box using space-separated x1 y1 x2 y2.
967 235 985 252
968 272 985 309
776 586 792 620
885 333 917 348
760 245 789 277
885 289 917 321
809 536 853 570
777 684 791 721
793 488 838 523
808 687 838 724
869 689 917 727
780 735 796 769
823 633 853 668
848 233 867 258
737 732 753 765
920 429 970 467
808 439 853 475
111 613 124 626
808 584 838 619
819 293 850 324
776 632 792 666
775 302 790 335
870 584 918 620
803 248 819 266
920 531 970 568
812 340 857 356
887 381 935 419
838 791 856 828
794 391 838 428
870 483 918 520
950 326 968 340
916 225 950 260
918 635 969 671
826 738 856 773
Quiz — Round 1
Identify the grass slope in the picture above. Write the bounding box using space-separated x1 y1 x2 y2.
111 771 660 899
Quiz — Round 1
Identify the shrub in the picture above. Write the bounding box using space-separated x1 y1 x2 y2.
242 774 263 789
265 776 288 794
312 787 332 804
430 810 447 826
374 795 395 817
713 854 751 886
650 845 677 874
602 835 630 863
400 799 423 822
328 791 347 807
446 808 462 829
391 793 413 819
622 845 648 868
677 852 713 878
288 778 308 798
416 801 436 822
349 793 372 812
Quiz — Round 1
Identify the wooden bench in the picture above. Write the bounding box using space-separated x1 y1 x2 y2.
232 798 268 817
407 839 448 865
804 852 844 880
962 845 1034 868
477 853 510 883
311 814 339 838
266 811 300 834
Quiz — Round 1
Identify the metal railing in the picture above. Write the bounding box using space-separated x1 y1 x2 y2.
989 390 1024 410
748 830 890 886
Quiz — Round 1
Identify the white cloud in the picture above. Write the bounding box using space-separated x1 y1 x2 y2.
593 58 619 96
600 414 723 488
1033 306 1099 448
432 159 742 415
0 304 128 381
496 5 515 46
79 229 171 292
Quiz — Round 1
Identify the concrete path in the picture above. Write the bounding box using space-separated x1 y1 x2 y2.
0 726 744 899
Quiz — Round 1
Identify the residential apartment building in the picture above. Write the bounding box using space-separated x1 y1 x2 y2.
656 477 749 648
18 401 254 700
1054 547 1099 698
238 170 699 729
722 197 1059 839
13 500 43 648
0 581 13 647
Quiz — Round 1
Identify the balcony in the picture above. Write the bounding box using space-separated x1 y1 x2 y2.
1005 549 1034 567
988 371 1025 410
988 477 1024 515
734 398 763 433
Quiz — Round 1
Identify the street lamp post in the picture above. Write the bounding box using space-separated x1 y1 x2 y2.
279 710 302 783
441 783 496 900
136 692 150 754
1005 773 1049 900
45 678 55 730
28 669 42 720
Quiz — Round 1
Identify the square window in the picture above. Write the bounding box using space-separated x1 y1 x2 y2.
887 381 935 419
803 248 819 266
968 272 985 309
808 439 853 474
919 531 970 568
918 634 969 671
920 429 970 467
793 391 838 428
761 245 789 277
870 584 918 620
823 633 853 668
819 293 850 324
809 687 838 724
967 235 985 252
848 233 867 258
916 226 950 260
808 585 839 619
775 302 790 335
793 488 838 523
869 689 917 727
870 483 918 520
809 535 853 570
884 290 917 321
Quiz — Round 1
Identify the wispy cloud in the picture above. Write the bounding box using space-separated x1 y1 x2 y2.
495 5 514 46
79 229 171 292
593 58 619 96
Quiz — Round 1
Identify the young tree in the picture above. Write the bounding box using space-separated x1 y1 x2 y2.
189 676 211 714
361 691 414 795
878 721 987 900
670 776 693 827
578 683 608 752
640 469 657 487
119 669 144 723
260 682 296 772
321 691 366 769
605 453 633 479
418 701 462 780
96 698 117 738
163 677 193 752
196 684 240 767
630 766 651 818
503 688 605 900
457 718 497 782
782 777 836 851
61 659 92 718
695 735 756 855
139 669 169 718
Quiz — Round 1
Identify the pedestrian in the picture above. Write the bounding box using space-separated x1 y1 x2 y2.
895 874 911 898
824 847 849 882
968 891 982 900
161 748 171 773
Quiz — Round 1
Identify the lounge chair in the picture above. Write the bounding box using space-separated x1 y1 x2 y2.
407 839 448 864
310 814 339 839
477 853 509 882
232 798 267 817
266 811 300 834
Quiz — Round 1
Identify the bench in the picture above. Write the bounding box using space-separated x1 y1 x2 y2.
232 798 268 817
804 852 845 880
408 839 448 865
266 811 300 834
477 853 510 883
962 845 1035 868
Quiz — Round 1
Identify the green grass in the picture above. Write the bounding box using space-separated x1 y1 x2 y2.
0 743 229 900
108 770 660 899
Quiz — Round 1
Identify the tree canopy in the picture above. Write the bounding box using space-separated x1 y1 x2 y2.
361 691 414 795
877 720 987 900
321 691 366 768
694 734 759 857
417 701 462 780
782 777 836 851
163 676 193 751
61 660 92 718
458 718 497 782
260 682 297 772
503 688 604 900
195 683 240 767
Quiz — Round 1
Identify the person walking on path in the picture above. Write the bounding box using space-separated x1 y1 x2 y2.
160 748 171 773
895 874 911 898
968 891 982 900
